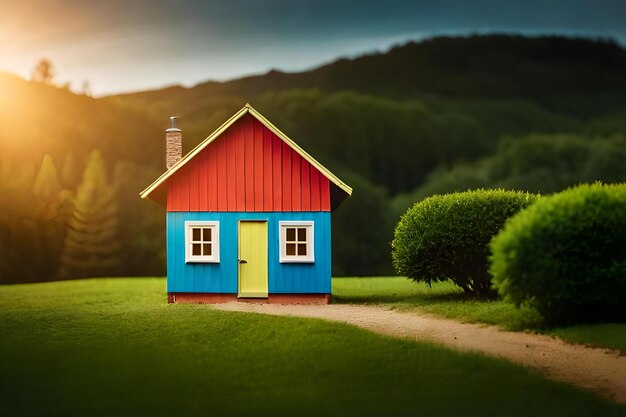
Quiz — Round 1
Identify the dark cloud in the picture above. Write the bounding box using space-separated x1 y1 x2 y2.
1 0 625 94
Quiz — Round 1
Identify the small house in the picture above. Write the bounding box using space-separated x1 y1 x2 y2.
140 104 352 304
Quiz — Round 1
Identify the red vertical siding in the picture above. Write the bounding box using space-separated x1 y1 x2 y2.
208 144 217 211
263 129 273 210
179 170 189 211
254 120 264 211
281 141 292 211
272 134 282 211
167 180 179 211
310 168 320 211
216 136 228 211
320 177 331 211
291 152 301 211
198 155 208 209
235 125 246 211
189 161 199 210
301 161 310 211
226 129 237 211
244 119 255 211
167 113 333 212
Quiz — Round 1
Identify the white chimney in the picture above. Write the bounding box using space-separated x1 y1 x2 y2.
166 116 182 169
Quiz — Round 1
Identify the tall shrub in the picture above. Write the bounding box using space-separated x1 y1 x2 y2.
490 183 626 325
392 189 537 297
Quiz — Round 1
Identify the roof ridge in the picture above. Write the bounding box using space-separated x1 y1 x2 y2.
140 104 352 203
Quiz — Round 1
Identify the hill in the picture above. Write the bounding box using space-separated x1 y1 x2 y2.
1 34 626 282
0 71 163 171
112 34 626 118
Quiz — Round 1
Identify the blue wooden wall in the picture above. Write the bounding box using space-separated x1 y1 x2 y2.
166 212 331 294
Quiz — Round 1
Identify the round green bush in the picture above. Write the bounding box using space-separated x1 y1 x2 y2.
392 189 538 297
490 183 626 325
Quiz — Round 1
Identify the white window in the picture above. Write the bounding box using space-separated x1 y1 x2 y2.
279 221 314 263
185 221 220 263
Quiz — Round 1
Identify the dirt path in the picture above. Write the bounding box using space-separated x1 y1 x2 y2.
214 302 626 403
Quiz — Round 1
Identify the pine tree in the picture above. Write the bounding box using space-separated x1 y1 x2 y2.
33 155 62 199
31 155 71 278
60 150 120 278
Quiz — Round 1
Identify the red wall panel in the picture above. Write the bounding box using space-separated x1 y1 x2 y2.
216 134 228 211
208 143 217 211
198 153 208 209
281 141 292 211
235 125 246 211
271 134 282 211
320 177 331 211
179 171 189 211
189 160 199 210
262 128 273 210
301 161 311 211
168 176 180 211
226 129 237 211
310 168 320 211
291 151 301 211
254 120 264 211
167 114 332 212
244 119 254 211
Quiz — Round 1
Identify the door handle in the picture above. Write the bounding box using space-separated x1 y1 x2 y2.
238 259 247 264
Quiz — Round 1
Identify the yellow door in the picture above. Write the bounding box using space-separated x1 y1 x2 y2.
238 221 268 298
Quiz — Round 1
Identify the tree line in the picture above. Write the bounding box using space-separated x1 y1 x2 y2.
3 91 626 282
2 49 626 282
0 151 164 283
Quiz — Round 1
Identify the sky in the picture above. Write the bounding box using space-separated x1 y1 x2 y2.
1 0 625 96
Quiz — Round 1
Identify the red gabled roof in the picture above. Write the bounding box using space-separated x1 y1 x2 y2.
140 103 352 211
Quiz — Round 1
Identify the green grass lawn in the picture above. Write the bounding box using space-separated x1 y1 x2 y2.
333 277 626 353
1 278 624 417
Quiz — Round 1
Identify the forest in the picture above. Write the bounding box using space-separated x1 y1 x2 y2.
1 34 626 283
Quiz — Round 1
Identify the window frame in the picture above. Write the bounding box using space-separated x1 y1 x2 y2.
185 221 220 263
279 221 314 263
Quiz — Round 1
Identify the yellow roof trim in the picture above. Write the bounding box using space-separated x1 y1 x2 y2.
140 103 353 201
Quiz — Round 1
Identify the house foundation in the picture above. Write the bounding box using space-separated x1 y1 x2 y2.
168 293 331 305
